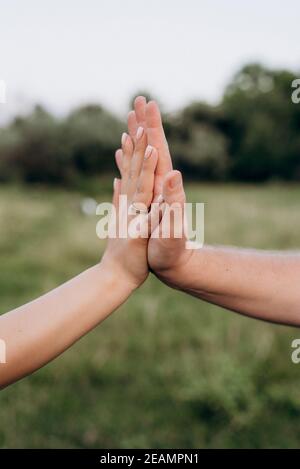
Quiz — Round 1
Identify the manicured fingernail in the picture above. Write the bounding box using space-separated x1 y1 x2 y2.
121 132 127 146
144 145 153 159
136 126 144 140
169 172 181 189
113 178 118 190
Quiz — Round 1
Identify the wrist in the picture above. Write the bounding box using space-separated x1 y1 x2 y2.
97 257 140 294
153 247 196 290
156 246 219 296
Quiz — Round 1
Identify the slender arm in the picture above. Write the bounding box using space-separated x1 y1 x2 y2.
0 262 134 389
0 117 159 389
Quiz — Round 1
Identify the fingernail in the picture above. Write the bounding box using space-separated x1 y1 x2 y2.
157 195 164 204
169 172 181 189
144 145 153 159
136 126 144 140
113 178 118 190
121 132 127 146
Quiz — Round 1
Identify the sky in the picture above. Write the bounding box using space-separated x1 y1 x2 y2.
0 0 299 122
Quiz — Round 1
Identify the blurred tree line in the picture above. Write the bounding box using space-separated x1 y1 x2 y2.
0 63 299 185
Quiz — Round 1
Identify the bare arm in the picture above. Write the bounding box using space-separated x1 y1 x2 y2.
0 263 134 389
131 97 300 327
0 123 158 389
159 244 300 326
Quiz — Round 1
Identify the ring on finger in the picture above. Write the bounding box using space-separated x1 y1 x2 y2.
128 202 149 216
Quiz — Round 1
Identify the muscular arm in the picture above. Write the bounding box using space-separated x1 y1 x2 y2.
130 97 300 328
149 169 300 327
161 245 300 326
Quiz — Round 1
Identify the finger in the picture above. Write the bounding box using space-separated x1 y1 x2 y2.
161 171 186 241
146 100 163 129
127 110 138 138
121 132 134 192
130 145 158 239
115 149 123 177
146 101 173 198
127 126 147 198
133 145 158 208
134 96 147 127
148 199 163 237
112 177 121 209
162 170 186 206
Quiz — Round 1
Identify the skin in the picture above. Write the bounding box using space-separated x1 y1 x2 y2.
2 96 300 389
0 130 158 389
122 96 300 327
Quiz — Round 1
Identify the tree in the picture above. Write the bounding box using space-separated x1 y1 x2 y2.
223 64 300 181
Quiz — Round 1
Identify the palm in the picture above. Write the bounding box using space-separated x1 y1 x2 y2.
148 236 172 272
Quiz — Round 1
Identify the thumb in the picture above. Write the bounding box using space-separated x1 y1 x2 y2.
162 170 186 206
160 170 187 241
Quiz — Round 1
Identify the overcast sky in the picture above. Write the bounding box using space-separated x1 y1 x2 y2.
0 0 299 122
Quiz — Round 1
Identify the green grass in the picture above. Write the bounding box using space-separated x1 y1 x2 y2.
1 182 300 448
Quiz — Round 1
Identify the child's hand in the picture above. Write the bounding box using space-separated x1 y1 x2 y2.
102 127 158 289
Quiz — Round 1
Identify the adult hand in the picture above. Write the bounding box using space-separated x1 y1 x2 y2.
125 97 193 285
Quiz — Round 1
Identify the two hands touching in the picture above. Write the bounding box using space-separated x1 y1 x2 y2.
103 96 192 293
0 97 191 389
1 97 300 390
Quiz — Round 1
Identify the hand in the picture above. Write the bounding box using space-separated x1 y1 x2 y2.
148 170 194 285
102 126 158 289
126 97 193 286
0 129 159 388
127 96 173 199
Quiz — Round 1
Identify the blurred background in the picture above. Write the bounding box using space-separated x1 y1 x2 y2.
1 0 300 449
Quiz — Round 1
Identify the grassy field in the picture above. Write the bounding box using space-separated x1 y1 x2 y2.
0 182 300 448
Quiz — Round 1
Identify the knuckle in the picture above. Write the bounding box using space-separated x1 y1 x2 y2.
134 140 141 152
139 193 152 207
129 169 138 180
137 181 147 194
179 194 186 204
122 162 129 173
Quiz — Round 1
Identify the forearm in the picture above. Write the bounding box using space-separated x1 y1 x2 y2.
0 262 134 388
160 246 300 326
